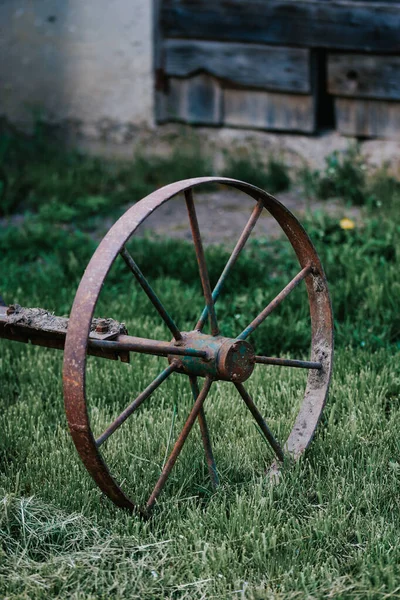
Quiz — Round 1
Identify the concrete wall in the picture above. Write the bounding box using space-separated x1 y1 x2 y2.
0 0 154 141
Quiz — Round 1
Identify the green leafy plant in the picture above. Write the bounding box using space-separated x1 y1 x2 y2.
300 144 370 205
368 165 400 213
0 123 211 219
223 152 290 193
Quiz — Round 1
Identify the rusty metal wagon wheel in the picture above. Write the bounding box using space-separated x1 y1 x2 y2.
63 177 333 514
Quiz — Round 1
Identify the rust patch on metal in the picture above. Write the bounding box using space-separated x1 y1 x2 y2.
169 331 255 383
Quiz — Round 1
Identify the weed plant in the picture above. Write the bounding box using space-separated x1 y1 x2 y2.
223 152 290 194
300 144 375 206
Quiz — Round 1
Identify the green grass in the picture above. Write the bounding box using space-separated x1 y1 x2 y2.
1 130 400 598
1 341 400 598
0 121 212 221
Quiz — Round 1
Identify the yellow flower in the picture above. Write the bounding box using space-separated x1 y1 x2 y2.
340 218 355 230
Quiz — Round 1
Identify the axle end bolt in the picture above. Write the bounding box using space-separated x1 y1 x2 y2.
6 304 21 316
95 319 109 333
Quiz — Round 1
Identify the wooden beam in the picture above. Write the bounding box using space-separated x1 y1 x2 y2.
160 74 222 125
161 1 400 53
335 98 400 140
328 54 400 100
164 40 311 93
224 89 316 133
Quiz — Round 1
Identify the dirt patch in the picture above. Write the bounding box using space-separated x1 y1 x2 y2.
139 186 361 246
0 186 361 249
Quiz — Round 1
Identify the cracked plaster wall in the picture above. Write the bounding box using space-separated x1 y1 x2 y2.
0 0 154 141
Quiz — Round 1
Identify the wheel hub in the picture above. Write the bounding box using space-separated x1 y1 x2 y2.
169 331 255 382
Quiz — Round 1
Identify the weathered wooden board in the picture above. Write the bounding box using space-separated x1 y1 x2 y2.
161 1 400 53
224 89 316 133
328 54 400 100
164 40 311 93
160 74 222 125
335 98 400 139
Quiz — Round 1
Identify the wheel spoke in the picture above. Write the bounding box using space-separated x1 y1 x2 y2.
234 382 284 462
255 356 322 370
185 188 219 336
189 376 219 489
146 376 213 511
238 264 312 340
120 246 182 340
96 362 177 447
196 200 264 331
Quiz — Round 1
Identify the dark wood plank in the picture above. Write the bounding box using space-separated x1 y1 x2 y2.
224 89 316 133
335 98 400 139
328 54 400 100
162 1 400 53
160 74 222 125
164 40 310 93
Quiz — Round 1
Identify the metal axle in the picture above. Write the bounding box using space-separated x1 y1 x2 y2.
0 305 207 361
169 331 255 382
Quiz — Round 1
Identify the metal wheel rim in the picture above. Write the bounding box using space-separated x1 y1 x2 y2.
63 177 334 512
